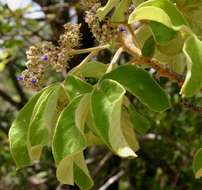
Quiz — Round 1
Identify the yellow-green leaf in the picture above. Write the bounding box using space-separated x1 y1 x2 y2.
52 94 92 188
91 79 138 158
63 75 93 101
28 84 63 160
181 35 202 96
9 90 44 168
193 149 202 179
111 0 131 22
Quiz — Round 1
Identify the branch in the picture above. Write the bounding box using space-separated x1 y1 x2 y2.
0 88 20 109
98 170 125 190
106 47 123 73
121 38 202 117
181 99 202 117
92 152 113 178
134 57 185 84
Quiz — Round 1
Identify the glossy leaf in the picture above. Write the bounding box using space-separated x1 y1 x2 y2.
134 0 188 27
91 79 138 158
128 6 172 28
193 149 202 178
142 35 155 58
9 90 44 168
102 65 170 112
63 75 93 100
181 35 202 96
129 6 173 28
74 152 93 189
28 84 62 159
52 94 92 187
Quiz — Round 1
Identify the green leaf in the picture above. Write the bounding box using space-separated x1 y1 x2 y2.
128 104 150 134
52 94 92 187
129 6 173 28
156 31 186 55
193 148 202 178
63 75 93 101
136 25 153 47
149 21 177 44
142 35 155 58
174 0 202 39
102 65 170 112
111 0 131 22
181 35 202 96
74 152 93 189
136 0 188 27
121 107 140 152
70 61 108 79
9 90 44 168
28 84 63 160
91 79 138 158
97 0 120 21
154 51 186 74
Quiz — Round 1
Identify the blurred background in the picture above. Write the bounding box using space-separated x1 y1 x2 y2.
1 0 202 189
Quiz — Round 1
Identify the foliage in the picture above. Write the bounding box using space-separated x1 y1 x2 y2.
2 0 202 189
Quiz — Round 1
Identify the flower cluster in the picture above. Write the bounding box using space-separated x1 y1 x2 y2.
80 0 100 10
84 2 119 44
18 23 82 89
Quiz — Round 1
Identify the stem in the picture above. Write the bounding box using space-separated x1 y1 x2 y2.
126 24 142 49
69 50 100 75
122 40 184 84
122 39 141 57
106 47 123 73
68 45 109 55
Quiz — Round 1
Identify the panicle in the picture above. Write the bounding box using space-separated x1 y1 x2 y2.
84 2 119 44
18 23 82 90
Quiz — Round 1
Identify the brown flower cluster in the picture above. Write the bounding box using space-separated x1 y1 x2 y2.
18 23 81 89
84 1 120 44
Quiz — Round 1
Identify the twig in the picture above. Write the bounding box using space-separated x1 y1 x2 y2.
134 57 185 84
122 37 185 83
126 24 142 49
69 47 107 75
181 99 202 117
68 45 109 55
106 47 123 73
98 170 125 190
92 152 113 178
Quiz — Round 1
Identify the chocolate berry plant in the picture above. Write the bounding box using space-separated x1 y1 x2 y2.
8 0 202 189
